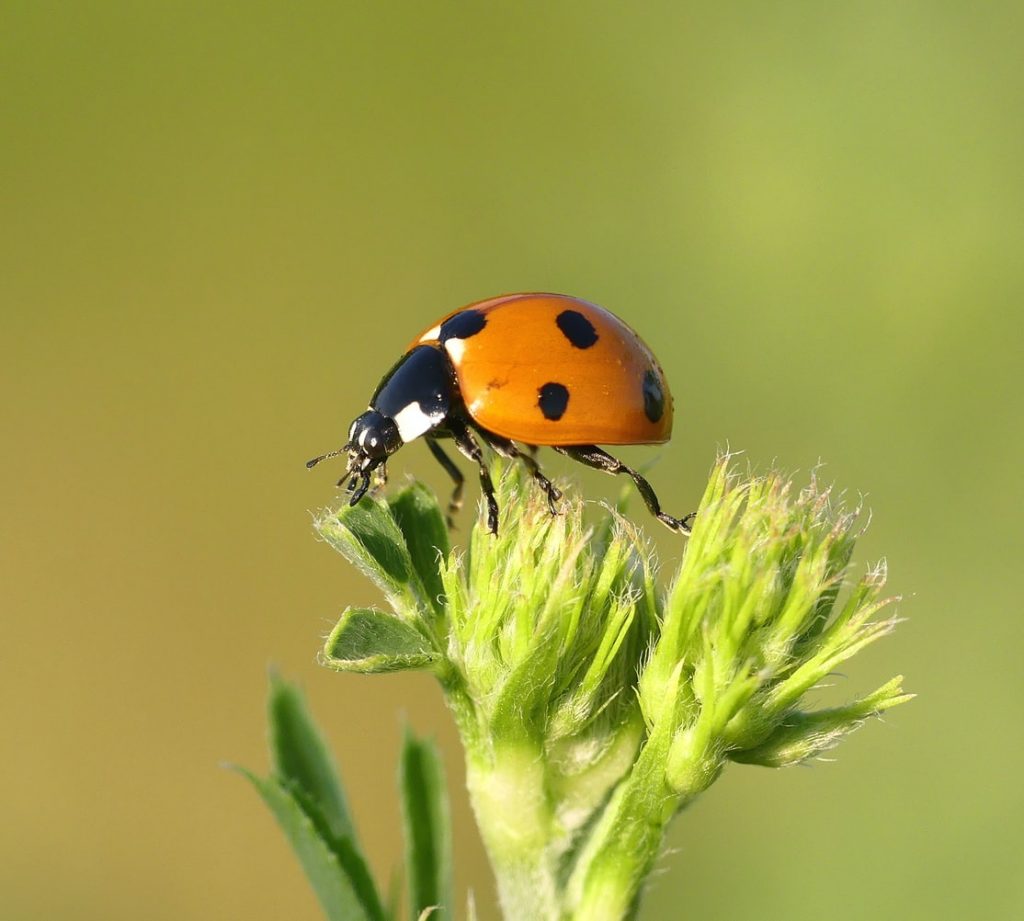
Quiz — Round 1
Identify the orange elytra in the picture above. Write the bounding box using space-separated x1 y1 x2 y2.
307 293 691 535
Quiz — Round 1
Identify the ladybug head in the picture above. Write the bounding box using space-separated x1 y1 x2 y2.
306 409 403 484
344 410 403 471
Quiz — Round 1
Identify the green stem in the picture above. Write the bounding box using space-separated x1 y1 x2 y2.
465 744 561 920
566 742 685 921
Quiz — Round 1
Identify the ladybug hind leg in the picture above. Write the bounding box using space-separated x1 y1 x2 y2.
554 445 695 535
425 436 465 529
477 430 562 516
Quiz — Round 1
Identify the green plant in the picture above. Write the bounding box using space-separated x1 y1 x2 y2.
244 454 911 920
238 675 451 921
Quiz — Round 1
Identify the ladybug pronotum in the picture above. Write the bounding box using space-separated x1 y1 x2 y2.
308 293 693 534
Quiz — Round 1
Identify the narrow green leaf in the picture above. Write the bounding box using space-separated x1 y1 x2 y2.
289 784 387 921
399 730 452 920
269 675 355 841
324 608 439 674
388 483 450 618
237 768 372 921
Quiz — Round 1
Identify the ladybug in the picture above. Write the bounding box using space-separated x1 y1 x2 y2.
308 293 692 534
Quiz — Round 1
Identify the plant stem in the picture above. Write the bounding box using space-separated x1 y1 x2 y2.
465 744 561 920
566 733 686 921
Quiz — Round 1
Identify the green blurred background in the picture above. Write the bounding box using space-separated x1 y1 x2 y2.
3 2 1021 919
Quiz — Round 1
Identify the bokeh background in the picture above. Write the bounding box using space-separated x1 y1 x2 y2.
3 3 1021 919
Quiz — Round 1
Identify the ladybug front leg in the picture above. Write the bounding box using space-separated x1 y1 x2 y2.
425 436 465 529
554 445 695 534
448 421 500 535
346 457 384 507
348 473 371 506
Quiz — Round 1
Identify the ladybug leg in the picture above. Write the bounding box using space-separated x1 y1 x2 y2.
349 472 371 506
425 436 465 528
477 431 561 516
449 422 500 535
347 457 383 506
555 445 695 534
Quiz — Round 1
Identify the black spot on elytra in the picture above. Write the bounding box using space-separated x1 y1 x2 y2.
555 309 599 349
439 309 487 341
642 370 664 423
538 382 570 421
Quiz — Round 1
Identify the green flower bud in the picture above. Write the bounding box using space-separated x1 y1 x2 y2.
312 454 911 921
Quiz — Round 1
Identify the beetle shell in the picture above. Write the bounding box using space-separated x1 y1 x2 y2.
410 293 672 446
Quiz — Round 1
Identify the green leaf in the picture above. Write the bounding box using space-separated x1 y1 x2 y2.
324 608 440 674
388 483 450 619
237 768 373 921
268 675 355 841
400 730 452 920
289 784 387 921
316 499 416 605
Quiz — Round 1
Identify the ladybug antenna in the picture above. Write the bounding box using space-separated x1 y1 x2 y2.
305 443 352 470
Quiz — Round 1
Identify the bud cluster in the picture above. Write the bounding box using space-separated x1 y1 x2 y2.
314 455 910 921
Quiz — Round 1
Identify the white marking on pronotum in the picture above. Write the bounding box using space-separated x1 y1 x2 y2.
445 338 467 364
421 323 442 341
393 402 444 442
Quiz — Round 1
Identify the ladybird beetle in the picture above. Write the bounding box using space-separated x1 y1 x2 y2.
307 293 693 534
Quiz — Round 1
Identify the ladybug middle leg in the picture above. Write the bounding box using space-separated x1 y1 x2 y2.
555 445 695 534
475 430 562 516
448 420 500 535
